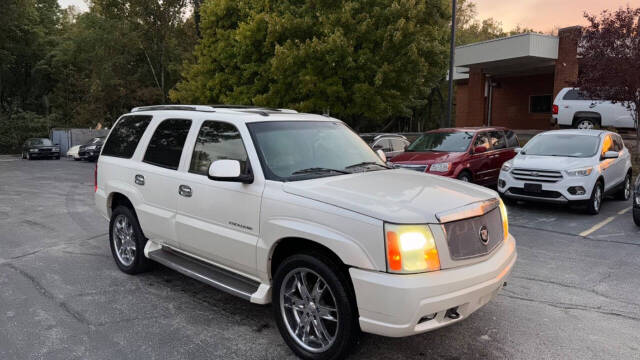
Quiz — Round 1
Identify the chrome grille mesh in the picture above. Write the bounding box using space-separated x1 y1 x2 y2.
511 168 563 183
443 207 503 260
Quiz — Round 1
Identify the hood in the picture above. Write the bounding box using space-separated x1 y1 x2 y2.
390 151 464 164
283 169 497 224
510 154 594 171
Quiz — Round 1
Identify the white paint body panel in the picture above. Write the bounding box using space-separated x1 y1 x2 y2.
95 107 518 336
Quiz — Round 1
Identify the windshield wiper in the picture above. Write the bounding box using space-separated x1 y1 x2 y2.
344 161 391 170
291 167 351 175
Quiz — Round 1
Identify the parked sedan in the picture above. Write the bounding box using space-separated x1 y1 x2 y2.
78 137 105 161
634 175 640 226
360 133 410 159
390 127 519 186
21 138 60 160
498 130 632 214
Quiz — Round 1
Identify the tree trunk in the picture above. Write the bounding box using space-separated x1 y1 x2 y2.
636 107 640 162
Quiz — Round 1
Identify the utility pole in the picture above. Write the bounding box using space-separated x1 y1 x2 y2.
447 0 457 128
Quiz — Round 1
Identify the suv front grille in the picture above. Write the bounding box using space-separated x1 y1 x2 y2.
511 168 563 183
394 164 427 172
443 207 503 260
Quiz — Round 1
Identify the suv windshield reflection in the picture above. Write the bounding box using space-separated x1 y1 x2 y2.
523 134 600 157
248 121 388 181
407 132 473 152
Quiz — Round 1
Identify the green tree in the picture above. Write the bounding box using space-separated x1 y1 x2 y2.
172 0 451 131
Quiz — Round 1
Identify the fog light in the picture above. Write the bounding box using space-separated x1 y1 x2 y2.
418 313 437 324
568 186 586 195
498 179 506 188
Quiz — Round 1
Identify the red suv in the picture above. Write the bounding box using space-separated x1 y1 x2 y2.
390 127 519 185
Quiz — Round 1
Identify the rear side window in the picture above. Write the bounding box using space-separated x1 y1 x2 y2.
473 132 491 150
505 130 519 147
143 119 192 170
489 131 506 150
189 121 249 175
102 115 152 158
562 89 595 101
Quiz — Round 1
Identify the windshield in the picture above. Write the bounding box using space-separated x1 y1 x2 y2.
248 121 388 181
523 134 600 157
30 138 53 146
407 132 473 152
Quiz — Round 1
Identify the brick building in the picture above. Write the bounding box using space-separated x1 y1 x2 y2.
453 27 581 129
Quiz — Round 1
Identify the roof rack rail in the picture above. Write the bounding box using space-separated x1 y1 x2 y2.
131 105 217 112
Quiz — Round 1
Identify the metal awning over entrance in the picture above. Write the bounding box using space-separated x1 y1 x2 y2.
455 33 559 77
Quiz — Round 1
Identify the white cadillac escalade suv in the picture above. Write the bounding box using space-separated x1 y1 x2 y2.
95 105 517 359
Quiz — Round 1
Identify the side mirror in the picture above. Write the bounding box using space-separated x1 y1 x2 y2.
208 160 253 184
601 151 619 160
376 149 387 163
474 146 487 154
514 147 522 153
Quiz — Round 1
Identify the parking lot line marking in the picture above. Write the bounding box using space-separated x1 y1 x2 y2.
579 216 616 237
617 207 632 215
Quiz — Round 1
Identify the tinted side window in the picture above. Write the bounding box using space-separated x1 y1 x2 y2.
102 115 152 158
489 131 506 150
390 138 407 151
505 130 519 147
189 121 249 176
143 119 192 170
474 132 491 150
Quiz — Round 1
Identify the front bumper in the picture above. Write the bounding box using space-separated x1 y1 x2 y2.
79 150 100 160
498 171 597 203
349 234 516 337
29 151 60 158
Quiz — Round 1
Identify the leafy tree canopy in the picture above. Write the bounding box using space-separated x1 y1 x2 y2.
171 0 452 130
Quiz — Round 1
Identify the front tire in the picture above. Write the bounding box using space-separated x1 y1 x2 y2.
109 206 153 274
457 171 472 183
273 253 359 360
574 118 598 129
586 181 603 215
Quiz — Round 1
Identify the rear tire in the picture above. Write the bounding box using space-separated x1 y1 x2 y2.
634 208 640 227
574 118 599 130
109 206 153 274
272 253 359 360
615 173 632 201
586 181 603 215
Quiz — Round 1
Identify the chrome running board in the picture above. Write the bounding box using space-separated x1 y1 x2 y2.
148 247 260 301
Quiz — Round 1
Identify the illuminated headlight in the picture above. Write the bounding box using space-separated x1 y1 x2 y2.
501 161 513 173
429 162 450 173
499 199 509 241
385 224 440 273
565 166 593 177
29 149 38 152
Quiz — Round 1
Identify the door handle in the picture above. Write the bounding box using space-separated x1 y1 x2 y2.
135 174 145 186
178 185 192 197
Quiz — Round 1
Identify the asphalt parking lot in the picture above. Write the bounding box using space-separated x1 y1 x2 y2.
1 156 639 360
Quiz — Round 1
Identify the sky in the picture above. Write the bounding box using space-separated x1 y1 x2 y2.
58 0 640 33
473 0 640 33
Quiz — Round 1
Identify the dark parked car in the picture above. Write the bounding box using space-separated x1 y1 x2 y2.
78 137 105 161
21 138 60 160
390 127 519 186
360 133 410 159
634 175 640 226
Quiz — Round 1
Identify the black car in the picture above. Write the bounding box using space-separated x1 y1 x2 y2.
359 133 410 159
21 138 60 160
78 137 105 161
634 174 640 226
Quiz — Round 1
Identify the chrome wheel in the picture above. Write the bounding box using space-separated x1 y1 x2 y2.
112 214 136 266
624 176 631 200
593 185 602 212
280 268 338 353
577 120 595 129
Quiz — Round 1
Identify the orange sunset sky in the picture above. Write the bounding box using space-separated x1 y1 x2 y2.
58 0 640 33
473 0 640 33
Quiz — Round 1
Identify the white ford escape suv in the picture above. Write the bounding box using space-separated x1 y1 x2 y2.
95 105 517 359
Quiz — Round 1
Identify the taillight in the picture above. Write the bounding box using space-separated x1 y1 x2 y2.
94 164 98 192
552 104 558 115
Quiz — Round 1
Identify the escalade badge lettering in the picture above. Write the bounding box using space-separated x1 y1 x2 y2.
479 225 489 245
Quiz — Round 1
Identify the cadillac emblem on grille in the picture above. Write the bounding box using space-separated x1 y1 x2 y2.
479 225 489 245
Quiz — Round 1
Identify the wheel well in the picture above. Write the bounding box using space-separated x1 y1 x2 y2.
572 112 601 125
269 238 348 279
108 192 134 217
457 169 472 179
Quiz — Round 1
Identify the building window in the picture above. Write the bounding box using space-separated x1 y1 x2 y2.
530 95 552 113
